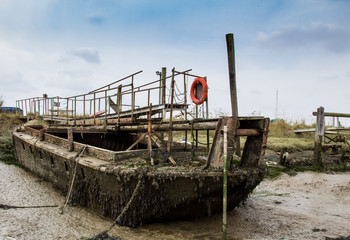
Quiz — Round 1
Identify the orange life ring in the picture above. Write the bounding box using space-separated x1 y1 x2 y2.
190 77 208 105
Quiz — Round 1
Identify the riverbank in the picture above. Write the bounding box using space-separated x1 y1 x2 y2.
1 160 349 240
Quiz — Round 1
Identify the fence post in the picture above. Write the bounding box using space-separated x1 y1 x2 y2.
314 106 324 170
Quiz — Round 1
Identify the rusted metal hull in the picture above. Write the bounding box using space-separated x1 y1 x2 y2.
12 126 266 227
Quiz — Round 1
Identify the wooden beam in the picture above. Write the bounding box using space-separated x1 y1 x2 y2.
312 112 350 118
226 33 241 157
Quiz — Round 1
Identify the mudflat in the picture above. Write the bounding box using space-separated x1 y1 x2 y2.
1 161 349 240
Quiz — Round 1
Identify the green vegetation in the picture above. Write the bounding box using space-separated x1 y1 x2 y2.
0 113 22 165
267 119 315 153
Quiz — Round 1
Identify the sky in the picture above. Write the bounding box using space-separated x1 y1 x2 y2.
1 0 350 124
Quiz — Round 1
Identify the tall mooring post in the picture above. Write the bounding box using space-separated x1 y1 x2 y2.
314 106 325 170
226 33 241 157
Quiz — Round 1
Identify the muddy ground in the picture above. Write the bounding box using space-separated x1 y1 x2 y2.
1 159 350 240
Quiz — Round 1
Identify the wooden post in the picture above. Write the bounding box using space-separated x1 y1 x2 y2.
184 73 188 151
117 85 122 125
258 118 270 166
195 105 198 149
205 77 210 151
57 97 60 116
147 89 151 107
131 76 135 121
147 104 154 165
66 98 69 125
93 93 96 125
314 106 324 170
68 128 74 152
74 97 77 125
37 97 40 116
222 125 228 240
226 33 241 157
39 129 45 141
161 67 166 105
161 67 166 119
90 99 92 116
105 90 108 124
50 99 53 121
167 68 175 152
33 99 37 117
25 99 27 117
83 95 86 125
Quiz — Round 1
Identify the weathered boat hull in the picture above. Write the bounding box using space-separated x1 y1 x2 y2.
13 127 266 227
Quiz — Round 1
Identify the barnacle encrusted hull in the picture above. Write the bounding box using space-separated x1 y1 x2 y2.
13 127 266 227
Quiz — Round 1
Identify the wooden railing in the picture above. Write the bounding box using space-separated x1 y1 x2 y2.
16 68 206 125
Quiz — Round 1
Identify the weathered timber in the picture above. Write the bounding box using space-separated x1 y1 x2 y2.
239 118 270 168
45 121 263 135
312 112 350 118
161 67 166 108
226 33 241 157
314 107 325 169
68 128 74 152
206 117 237 169
258 118 270 166
19 127 117 162
167 69 176 152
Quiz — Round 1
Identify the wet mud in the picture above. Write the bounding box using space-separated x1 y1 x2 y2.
1 160 350 240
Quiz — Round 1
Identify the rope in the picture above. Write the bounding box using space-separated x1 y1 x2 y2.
90 177 143 239
0 203 58 210
60 145 87 214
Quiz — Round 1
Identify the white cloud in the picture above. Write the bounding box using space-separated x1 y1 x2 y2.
0 41 33 67
59 48 101 64
256 23 350 53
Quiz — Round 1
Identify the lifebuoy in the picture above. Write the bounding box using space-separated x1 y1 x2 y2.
190 77 208 105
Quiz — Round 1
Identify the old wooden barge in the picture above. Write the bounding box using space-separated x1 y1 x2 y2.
13 37 269 227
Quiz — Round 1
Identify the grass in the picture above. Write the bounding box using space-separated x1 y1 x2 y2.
267 137 314 152
0 113 22 165
266 119 315 152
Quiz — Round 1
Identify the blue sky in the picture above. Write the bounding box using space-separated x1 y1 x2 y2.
1 0 350 123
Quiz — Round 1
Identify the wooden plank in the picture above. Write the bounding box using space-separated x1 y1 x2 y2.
312 112 350 118
206 117 237 169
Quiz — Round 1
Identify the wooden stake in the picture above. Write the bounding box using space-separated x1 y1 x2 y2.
226 33 241 157
167 68 175 152
222 125 228 240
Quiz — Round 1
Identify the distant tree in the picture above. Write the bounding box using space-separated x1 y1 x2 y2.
0 97 3 107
